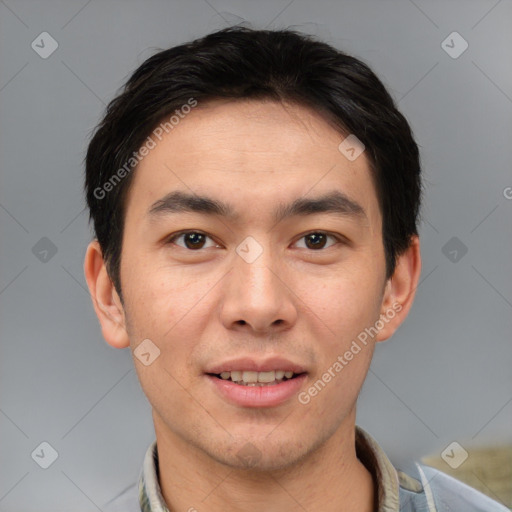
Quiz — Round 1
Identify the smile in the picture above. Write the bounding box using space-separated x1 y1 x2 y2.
206 372 307 407
210 370 301 386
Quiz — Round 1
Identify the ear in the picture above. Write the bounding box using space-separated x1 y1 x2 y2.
84 239 130 349
375 235 421 342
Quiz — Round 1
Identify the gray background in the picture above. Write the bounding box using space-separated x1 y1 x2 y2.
1 0 511 510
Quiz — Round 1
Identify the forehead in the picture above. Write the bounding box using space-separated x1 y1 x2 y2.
123 99 381 230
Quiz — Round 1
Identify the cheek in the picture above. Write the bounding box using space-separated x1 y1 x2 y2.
303 266 383 341
300 277 379 413
124 274 204 400
124 263 219 369
123 254 204 326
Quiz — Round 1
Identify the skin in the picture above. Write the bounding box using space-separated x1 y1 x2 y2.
85 99 421 512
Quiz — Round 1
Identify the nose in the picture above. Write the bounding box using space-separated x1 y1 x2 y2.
219 244 298 335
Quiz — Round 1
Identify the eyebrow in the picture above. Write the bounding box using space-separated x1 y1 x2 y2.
147 190 367 224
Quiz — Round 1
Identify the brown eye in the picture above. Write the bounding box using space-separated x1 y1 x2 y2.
295 232 339 250
168 231 216 250
183 232 206 249
305 233 327 249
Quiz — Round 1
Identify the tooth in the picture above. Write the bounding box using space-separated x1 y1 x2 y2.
230 370 243 382
258 371 275 383
242 371 258 383
284 371 294 379
220 372 230 380
275 370 285 380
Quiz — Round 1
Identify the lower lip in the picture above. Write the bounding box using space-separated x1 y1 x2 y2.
207 374 307 408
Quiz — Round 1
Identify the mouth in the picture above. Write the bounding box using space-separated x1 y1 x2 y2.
207 370 306 387
205 357 308 407
206 369 308 408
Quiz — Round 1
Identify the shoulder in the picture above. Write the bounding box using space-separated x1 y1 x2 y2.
398 462 510 511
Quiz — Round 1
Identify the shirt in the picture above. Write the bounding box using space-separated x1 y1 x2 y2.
103 426 508 511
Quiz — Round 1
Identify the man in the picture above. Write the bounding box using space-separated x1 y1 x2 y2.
83 27 506 511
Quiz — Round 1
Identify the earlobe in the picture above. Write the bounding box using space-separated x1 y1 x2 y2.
84 240 130 349
376 235 422 342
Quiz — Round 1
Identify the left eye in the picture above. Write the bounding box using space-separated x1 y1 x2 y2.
166 231 340 251
294 232 339 250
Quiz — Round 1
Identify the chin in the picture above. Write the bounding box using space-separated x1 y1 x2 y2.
223 451 301 472
208 435 312 473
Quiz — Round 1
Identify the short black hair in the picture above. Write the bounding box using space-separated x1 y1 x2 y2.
84 26 422 302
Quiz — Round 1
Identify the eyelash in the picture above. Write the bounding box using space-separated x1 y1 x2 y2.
165 230 344 251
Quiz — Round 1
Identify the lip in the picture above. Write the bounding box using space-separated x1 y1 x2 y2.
206 356 307 374
207 373 307 408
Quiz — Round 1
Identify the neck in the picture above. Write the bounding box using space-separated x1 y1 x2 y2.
153 410 375 512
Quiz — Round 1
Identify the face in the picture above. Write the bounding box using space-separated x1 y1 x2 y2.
106 99 397 470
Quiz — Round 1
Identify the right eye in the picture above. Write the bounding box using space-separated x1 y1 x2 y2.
166 231 220 250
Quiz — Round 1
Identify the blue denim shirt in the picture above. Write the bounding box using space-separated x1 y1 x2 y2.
103 426 508 511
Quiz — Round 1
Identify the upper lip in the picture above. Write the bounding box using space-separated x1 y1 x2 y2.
206 356 307 374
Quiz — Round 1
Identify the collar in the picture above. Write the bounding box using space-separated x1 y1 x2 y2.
138 425 403 511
